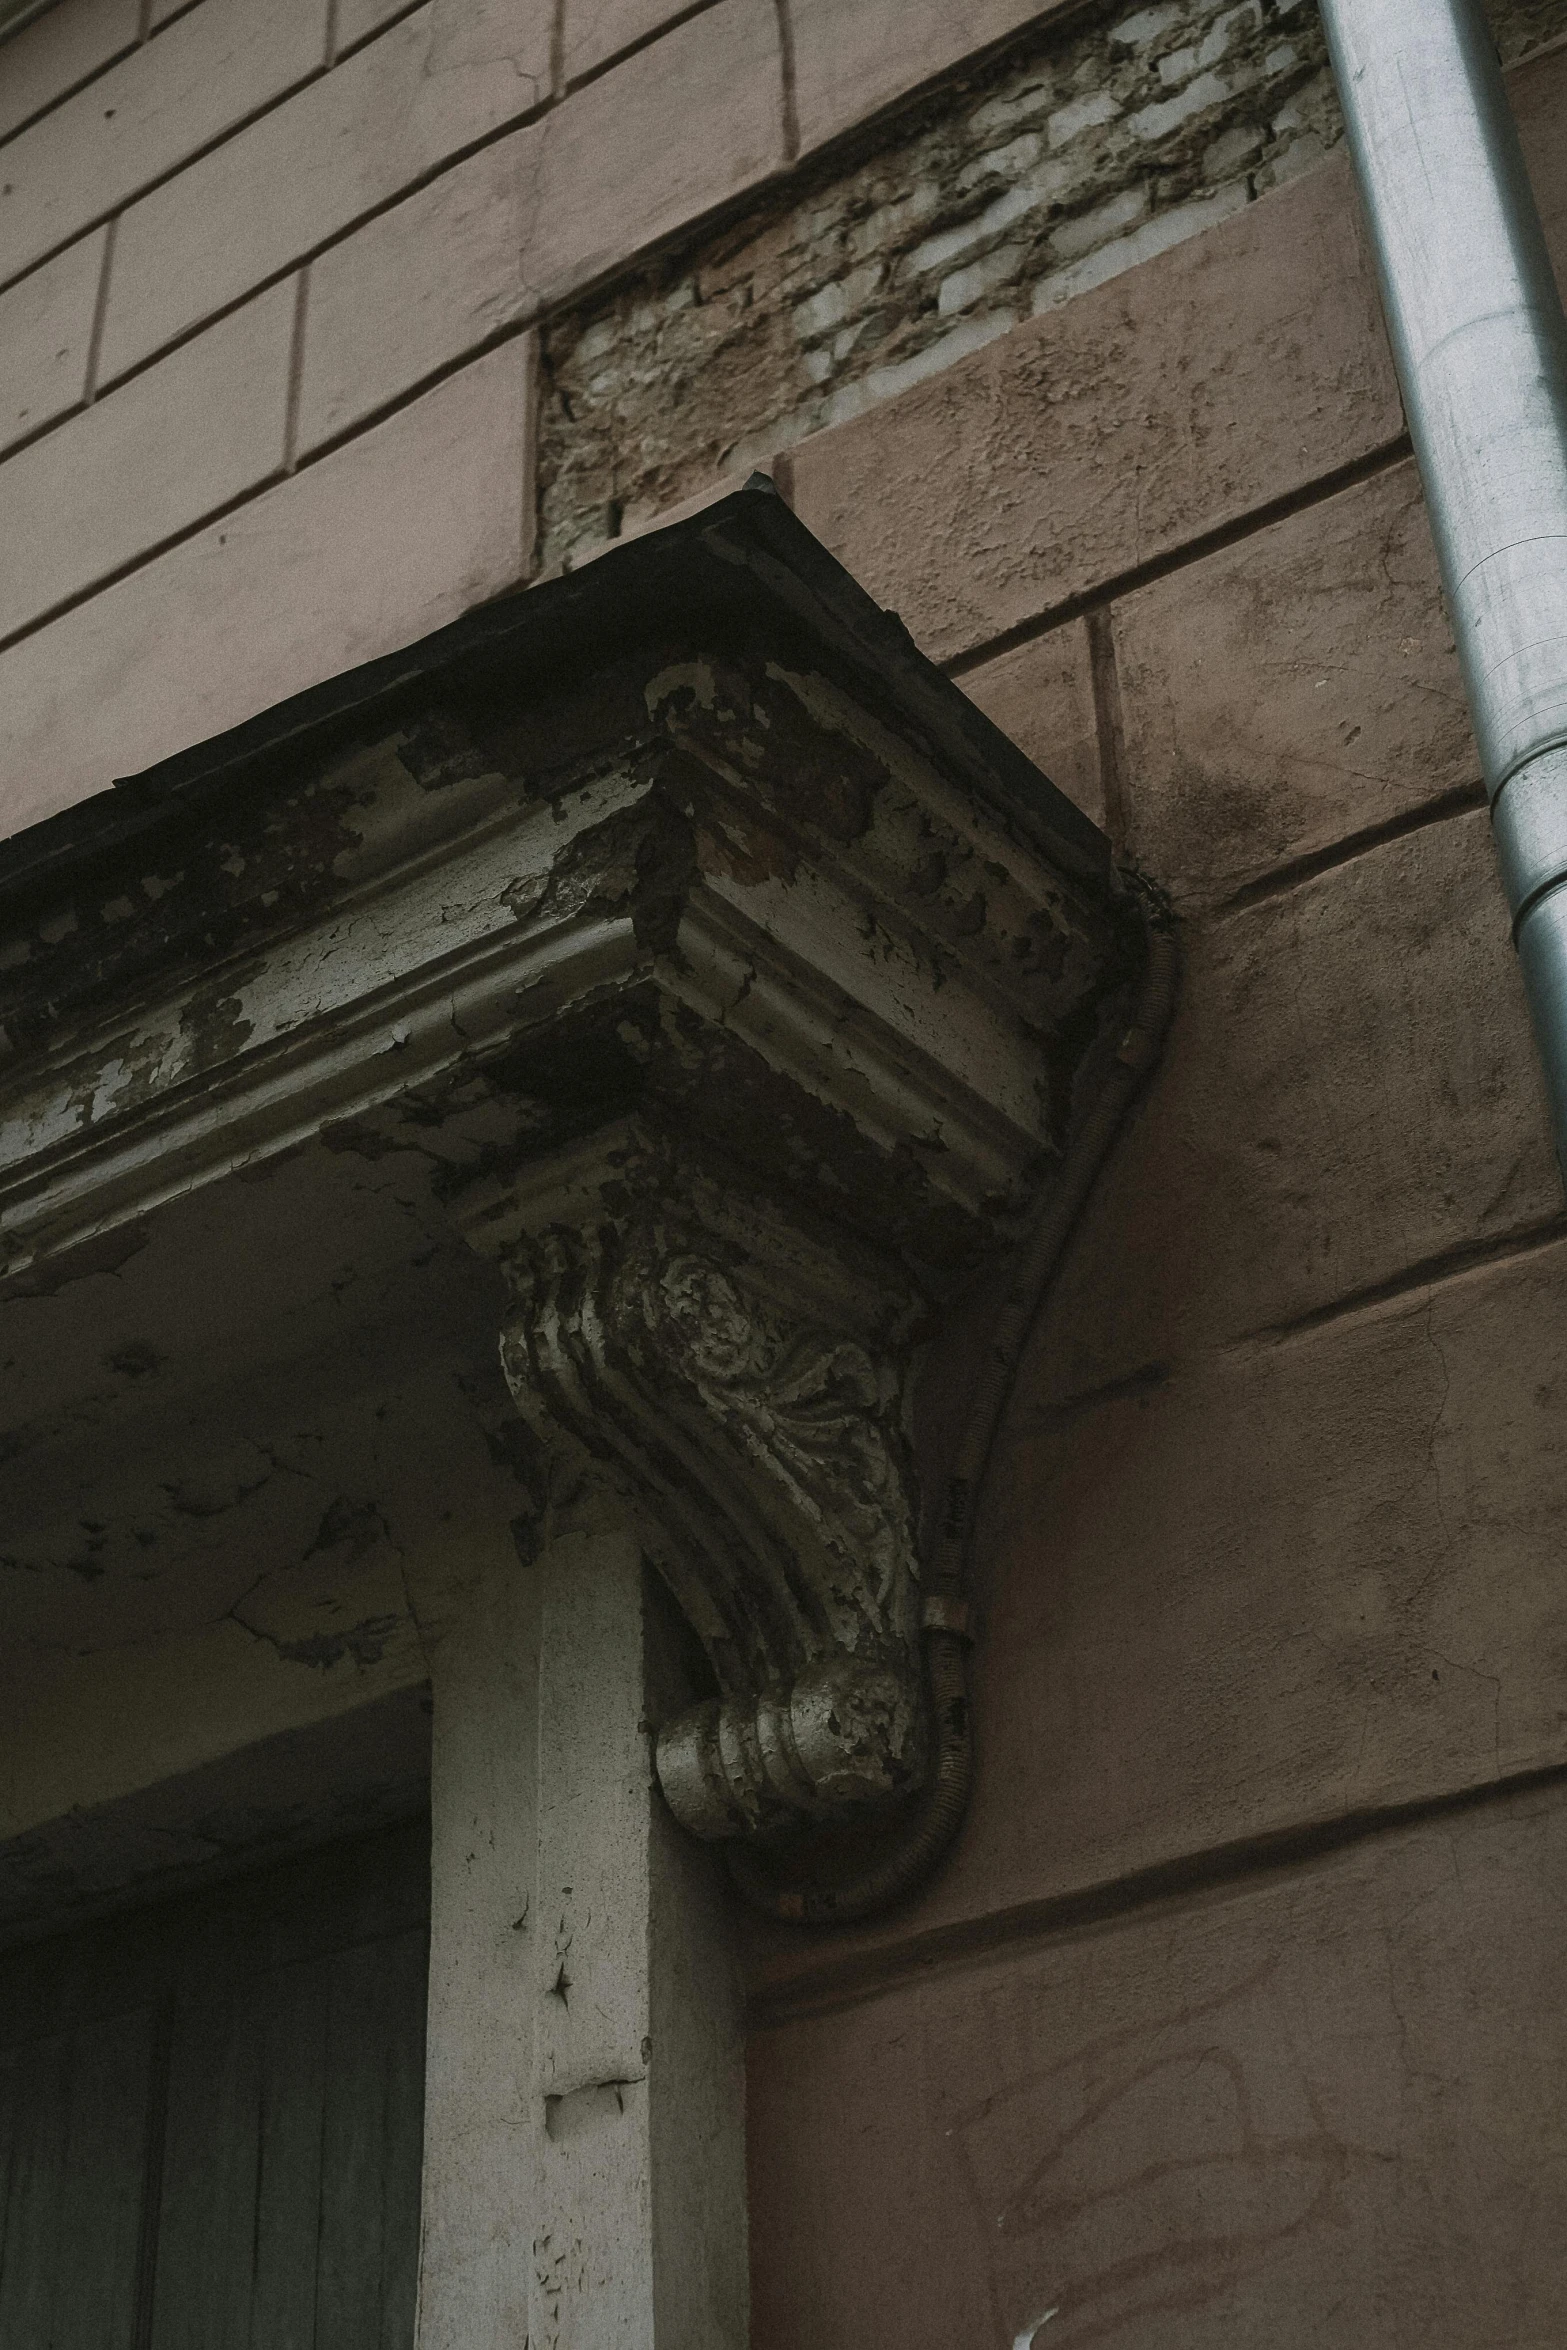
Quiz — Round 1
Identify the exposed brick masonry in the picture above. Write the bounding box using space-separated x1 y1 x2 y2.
538 0 1566 572
0 0 1561 690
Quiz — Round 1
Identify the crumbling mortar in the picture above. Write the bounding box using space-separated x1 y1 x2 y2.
537 0 1565 575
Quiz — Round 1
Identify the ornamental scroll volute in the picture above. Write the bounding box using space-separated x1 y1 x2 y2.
465 1127 931 1842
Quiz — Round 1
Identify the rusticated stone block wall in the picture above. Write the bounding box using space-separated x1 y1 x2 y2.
537 0 1559 568
0 0 1560 835
752 1778 1567 2342
537 0 1342 570
740 32 1567 2346
5 1 1567 2341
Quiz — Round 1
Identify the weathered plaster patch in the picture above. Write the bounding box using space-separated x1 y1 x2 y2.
537 0 1564 572
537 0 1341 569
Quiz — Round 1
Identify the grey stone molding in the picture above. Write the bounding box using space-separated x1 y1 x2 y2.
466 1123 928 1837
0 483 1134 1849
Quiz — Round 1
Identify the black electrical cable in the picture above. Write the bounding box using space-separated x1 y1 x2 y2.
728 904 1179 1925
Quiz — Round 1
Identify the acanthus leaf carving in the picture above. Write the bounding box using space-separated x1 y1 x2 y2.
485 1133 929 1839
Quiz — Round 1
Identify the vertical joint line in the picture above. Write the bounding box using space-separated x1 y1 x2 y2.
775 0 799 163
770 446 798 509
1086 605 1130 854
283 267 311 474
549 0 566 101
521 326 543 581
137 0 153 36
84 216 119 404
324 0 340 68
130 1993 175 2350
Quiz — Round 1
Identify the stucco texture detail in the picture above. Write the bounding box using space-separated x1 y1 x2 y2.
751 1777 1567 2346
538 0 1564 575
538 0 1342 571
1113 458 1477 905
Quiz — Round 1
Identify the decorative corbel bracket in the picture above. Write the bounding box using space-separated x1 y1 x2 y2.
462 1123 931 1838
0 480 1140 1858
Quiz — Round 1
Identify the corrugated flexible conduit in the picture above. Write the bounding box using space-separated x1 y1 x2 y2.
730 907 1179 1924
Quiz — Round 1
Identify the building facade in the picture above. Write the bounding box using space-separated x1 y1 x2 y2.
3 0 1567 2341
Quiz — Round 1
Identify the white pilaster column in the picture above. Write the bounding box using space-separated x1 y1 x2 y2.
417 1549 541 2348
533 1527 747 2349
415 1526 746 2350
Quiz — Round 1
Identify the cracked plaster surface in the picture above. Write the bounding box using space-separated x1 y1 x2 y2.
538 0 1567 572
542 0 1333 569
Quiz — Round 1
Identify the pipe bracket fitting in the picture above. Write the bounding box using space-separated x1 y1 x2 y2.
1492 744 1567 928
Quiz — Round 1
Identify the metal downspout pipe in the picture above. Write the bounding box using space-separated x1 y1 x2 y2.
1319 0 1567 1175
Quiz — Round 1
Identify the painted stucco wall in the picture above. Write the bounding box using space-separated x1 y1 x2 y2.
0 0 1553 834
7 0 1567 2341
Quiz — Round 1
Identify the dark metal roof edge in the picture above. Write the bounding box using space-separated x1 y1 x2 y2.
695 489 1110 881
0 478 1111 901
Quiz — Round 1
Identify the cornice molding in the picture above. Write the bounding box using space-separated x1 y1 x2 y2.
0 487 1136 1846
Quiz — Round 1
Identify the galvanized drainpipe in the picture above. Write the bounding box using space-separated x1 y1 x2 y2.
1319 0 1567 1174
